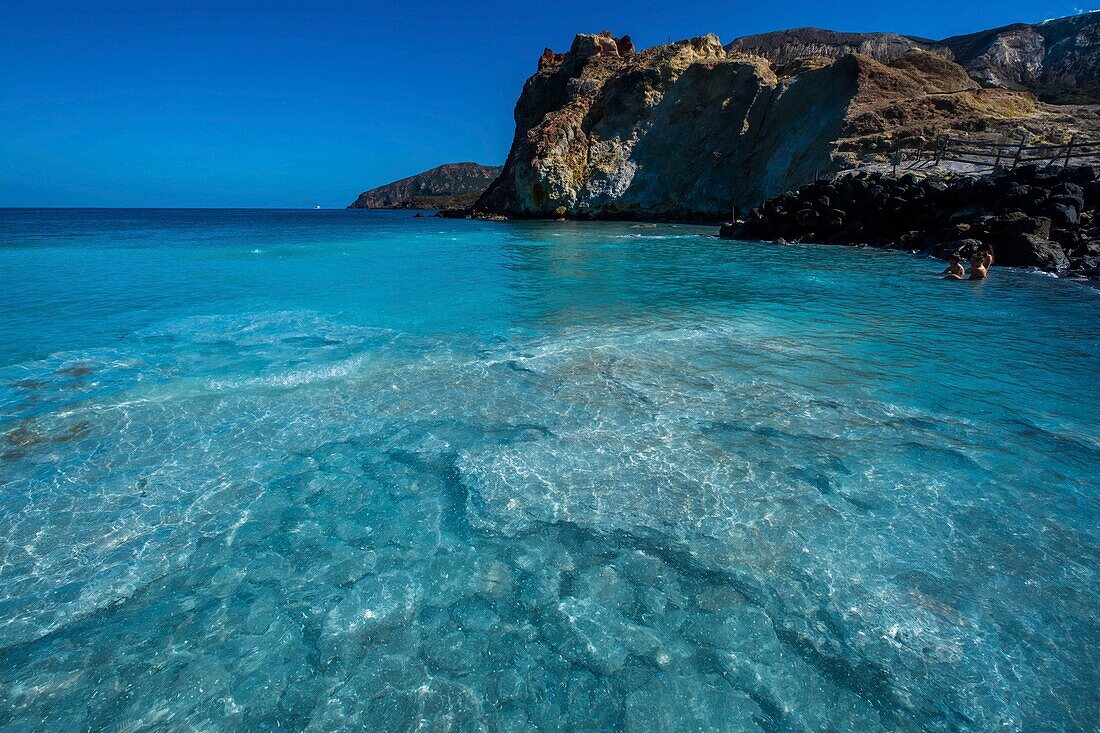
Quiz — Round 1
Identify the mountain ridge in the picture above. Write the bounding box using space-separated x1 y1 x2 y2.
727 12 1100 103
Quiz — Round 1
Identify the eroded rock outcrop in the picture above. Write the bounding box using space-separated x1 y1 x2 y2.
476 33 771 221
475 35 1055 221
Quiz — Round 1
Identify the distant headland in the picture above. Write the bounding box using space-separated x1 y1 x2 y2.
347 163 501 210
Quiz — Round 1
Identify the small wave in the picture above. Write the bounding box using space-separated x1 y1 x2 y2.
605 233 711 240
207 354 370 391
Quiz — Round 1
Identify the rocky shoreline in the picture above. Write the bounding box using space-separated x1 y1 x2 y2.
459 14 1100 223
719 164 1100 278
380 13 1100 230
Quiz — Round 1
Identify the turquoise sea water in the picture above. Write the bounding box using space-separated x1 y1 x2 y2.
0 208 1098 732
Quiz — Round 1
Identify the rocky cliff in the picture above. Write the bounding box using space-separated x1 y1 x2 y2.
476 33 765 221
348 163 502 209
474 29 1080 221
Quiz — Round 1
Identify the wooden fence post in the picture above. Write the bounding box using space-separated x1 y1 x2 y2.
934 137 945 166
1064 136 1075 169
993 146 1002 170
1012 134 1028 169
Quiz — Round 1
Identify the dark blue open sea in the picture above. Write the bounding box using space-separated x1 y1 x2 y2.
0 208 1098 732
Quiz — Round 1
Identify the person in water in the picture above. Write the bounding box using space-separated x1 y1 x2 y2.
942 253 966 280
967 252 988 280
980 244 995 269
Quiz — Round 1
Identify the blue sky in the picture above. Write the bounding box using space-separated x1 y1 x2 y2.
0 1 1086 207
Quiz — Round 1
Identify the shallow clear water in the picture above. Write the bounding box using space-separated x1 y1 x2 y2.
0 208 1098 732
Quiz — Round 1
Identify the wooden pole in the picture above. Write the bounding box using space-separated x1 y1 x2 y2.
1064 136 1075 170
730 166 736 223
993 145 1002 170
1012 134 1028 169
934 137 946 167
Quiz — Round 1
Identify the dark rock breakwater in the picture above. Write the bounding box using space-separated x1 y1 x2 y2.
720 165 1100 277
